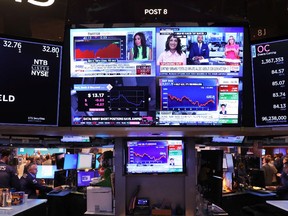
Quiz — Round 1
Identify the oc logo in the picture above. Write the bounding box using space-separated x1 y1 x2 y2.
257 44 270 53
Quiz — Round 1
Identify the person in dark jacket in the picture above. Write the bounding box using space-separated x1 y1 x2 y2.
20 162 61 198
0 149 21 191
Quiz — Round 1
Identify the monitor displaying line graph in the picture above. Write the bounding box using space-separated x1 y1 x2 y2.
126 139 185 174
160 78 218 111
128 142 168 164
108 87 149 111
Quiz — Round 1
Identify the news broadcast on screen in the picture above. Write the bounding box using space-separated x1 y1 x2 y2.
70 26 245 126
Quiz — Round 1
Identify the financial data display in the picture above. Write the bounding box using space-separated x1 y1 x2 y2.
0 35 62 125
251 38 288 127
157 77 239 125
125 139 185 174
70 26 245 126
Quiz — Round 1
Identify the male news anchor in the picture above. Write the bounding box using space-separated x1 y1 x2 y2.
189 34 209 64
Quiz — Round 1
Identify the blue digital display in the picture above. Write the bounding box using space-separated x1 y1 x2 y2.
63 154 78 170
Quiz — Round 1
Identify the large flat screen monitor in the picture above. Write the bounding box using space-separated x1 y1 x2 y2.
251 37 288 127
77 153 93 169
70 26 245 126
125 139 185 174
36 165 58 179
0 34 62 126
63 154 78 170
76 170 99 187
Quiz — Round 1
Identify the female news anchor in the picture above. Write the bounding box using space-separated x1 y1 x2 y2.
129 32 152 60
157 33 186 65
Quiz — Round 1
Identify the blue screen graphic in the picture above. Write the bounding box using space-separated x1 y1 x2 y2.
63 154 78 170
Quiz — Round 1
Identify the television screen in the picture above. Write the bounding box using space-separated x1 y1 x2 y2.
251 37 288 127
61 136 90 143
63 154 78 170
70 25 245 126
77 170 97 187
36 165 57 179
0 34 62 125
212 136 245 144
225 153 234 172
125 139 185 174
77 153 93 169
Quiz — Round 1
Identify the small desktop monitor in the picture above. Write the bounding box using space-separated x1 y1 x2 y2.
223 171 233 193
63 154 78 170
225 153 234 173
36 165 57 179
54 170 69 187
77 170 97 187
77 153 93 169
95 153 101 169
55 153 65 169
249 169 265 189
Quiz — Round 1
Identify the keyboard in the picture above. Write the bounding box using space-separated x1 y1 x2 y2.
49 189 62 194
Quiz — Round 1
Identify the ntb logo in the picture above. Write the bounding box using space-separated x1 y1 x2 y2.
15 0 55 7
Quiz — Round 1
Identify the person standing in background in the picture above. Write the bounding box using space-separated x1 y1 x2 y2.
0 149 21 191
261 155 277 186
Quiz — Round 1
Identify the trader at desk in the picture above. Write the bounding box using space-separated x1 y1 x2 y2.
20 162 62 198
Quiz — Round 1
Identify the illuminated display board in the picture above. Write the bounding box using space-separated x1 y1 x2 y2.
252 38 288 127
0 35 62 125
70 26 245 126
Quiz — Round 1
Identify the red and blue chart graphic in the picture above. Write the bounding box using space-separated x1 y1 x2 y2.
128 143 168 164
74 36 125 59
160 78 218 111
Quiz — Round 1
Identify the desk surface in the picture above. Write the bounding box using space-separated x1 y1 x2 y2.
85 211 114 215
247 190 276 197
0 199 47 216
266 200 288 212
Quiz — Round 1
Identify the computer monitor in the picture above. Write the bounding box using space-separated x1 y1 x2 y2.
76 170 96 187
249 169 265 189
225 153 234 173
63 154 78 170
223 171 233 193
77 153 93 169
36 165 57 179
55 153 65 169
95 153 101 169
54 170 68 187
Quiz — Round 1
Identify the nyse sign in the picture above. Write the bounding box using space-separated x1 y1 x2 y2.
15 0 55 7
